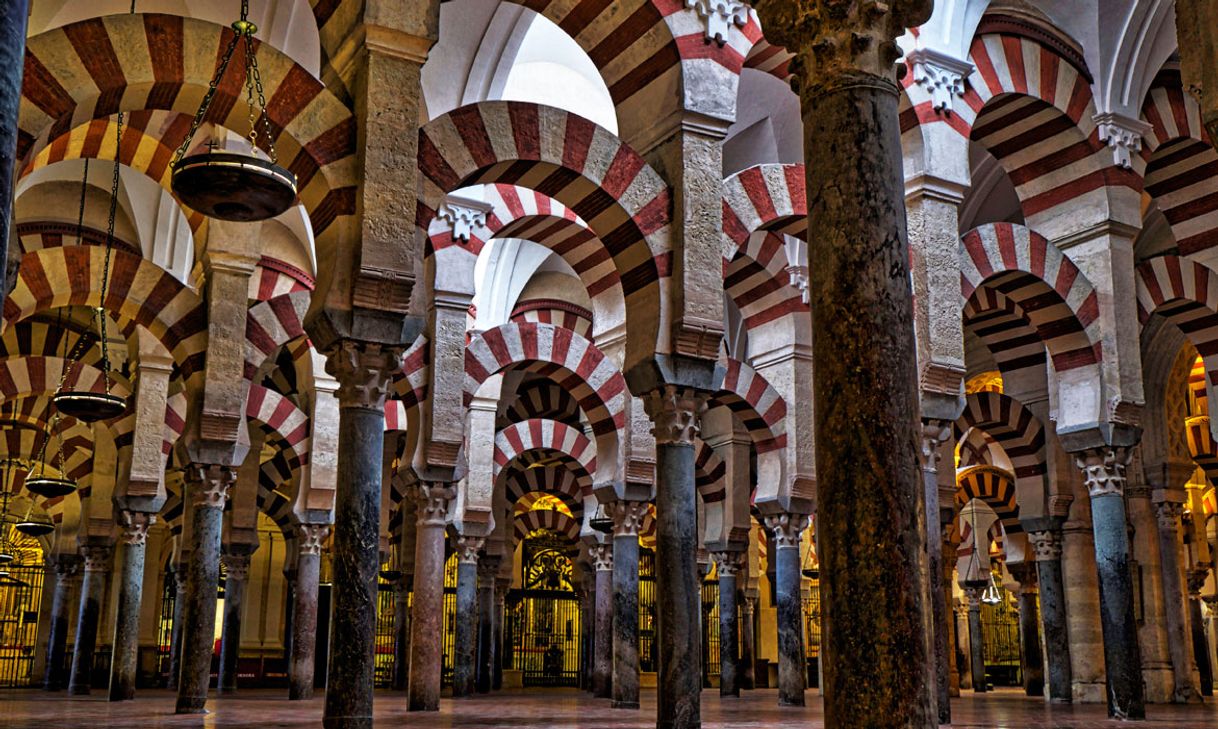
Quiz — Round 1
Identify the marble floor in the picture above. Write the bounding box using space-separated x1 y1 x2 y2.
0 688 1216 728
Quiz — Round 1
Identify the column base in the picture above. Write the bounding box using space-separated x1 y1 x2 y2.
611 700 639 709
322 717 373 729
218 687 238 696
67 685 89 696
778 696 805 707
175 695 209 714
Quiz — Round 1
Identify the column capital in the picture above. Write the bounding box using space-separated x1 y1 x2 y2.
642 385 708 446
1073 446 1132 499
711 549 745 577
763 512 810 548
1186 568 1210 597
221 553 251 582
1153 500 1184 532
296 523 330 556
753 0 932 85
117 510 156 546
414 482 453 527
80 544 113 572
589 543 614 572
187 463 236 509
323 339 404 410
608 500 649 538
1027 529 1063 562
963 586 983 610
919 419 952 467
47 553 82 578
456 536 485 565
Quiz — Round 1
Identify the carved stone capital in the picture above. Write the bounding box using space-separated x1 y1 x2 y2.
608 500 649 538
753 0 933 85
324 339 403 410
1094 113 1153 170
1154 501 1184 532
456 536 485 565
785 263 811 304
1186 568 1210 598
685 0 748 44
221 553 251 582
643 385 707 446
118 511 156 546
187 463 235 509
1074 446 1132 499
763 512 810 548
963 585 983 610
47 554 82 580
415 483 453 527
436 196 490 244
906 47 972 114
742 595 757 614
711 550 744 578
80 544 113 572
296 524 330 556
919 419 952 468
1027 529 1063 562
590 543 613 572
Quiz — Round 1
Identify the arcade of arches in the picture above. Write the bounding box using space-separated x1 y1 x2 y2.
3 1 1218 728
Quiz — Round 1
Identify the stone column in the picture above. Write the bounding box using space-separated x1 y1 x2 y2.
109 512 155 701
0 0 29 300
591 543 614 698
408 484 452 711
1028 528 1072 702
42 555 79 691
963 586 987 693
920 422 953 724
954 603 972 691
1074 447 1144 718
476 559 497 694
752 1 936 725
763 513 809 707
740 594 757 690
1155 502 1201 702
609 500 647 709
941 539 961 697
166 571 187 690
494 578 509 690
645 385 708 729
392 575 411 691
218 549 253 694
176 466 235 714
322 341 400 729
712 550 743 698
289 524 328 700
451 538 482 697
68 543 112 695
1189 570 1215 698
1012 567 1044 697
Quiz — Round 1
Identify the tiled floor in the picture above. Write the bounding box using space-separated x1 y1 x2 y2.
1 688 1216 728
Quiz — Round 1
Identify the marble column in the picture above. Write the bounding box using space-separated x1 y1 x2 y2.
452 539 480 698
1154 502 1201 702
955 603 972 691
1075 447 1144 718
1013 569 1045 697
494 578 508 690
289 524 328 700
475 555 498 694
68 543 112 695
713 551 743 697
646 384 708 729
752 2 936 725
218 549 253 695
920 422 953 724
109 512 155 701
963 586 987 693
763 514 809 707
0 0 29 300
166 573 187 690
591 543 614 698
609 500 647 709
1028 528 1072 702
392 575 411 691
1189 570 1214 697
322 341 400 729
941 540 961 698
408 484 452 711
176 465 235 714
740 594 757 690
42 555 79 691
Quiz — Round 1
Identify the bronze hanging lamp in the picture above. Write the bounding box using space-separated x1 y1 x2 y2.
26 385 78 499
590 501 613 534
0 477 18 563
14 499 54 538
171 0 297 222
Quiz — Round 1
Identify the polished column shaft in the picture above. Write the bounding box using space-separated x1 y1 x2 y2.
109 513 155 701
42 556 78 691
610 501 646 709
1189 571 1214 698
476 558 497 694
392 576 410 692
452 537 483 698
218 551 253 694
166 576 186 690
921 423 952 724
289 526 327 700
713 551 742 697
964 588 986 693
764 514 809 707
740 595 757 690
0 0 29 301
1155 502 1200 702
1016 580 1044 697
1029 529 1072 702
408 484 452 711
68 544 112 695
591 543 614 698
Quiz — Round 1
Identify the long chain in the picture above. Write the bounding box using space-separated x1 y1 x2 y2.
95 112 123 395
172 31 242 164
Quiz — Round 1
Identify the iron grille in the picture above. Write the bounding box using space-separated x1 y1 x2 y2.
0 561 45 687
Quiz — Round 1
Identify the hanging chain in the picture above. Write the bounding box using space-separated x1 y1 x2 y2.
94 112 124 396
172 31 242 164
246 32 278 163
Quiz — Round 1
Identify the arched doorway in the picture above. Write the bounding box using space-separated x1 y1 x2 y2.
506 531 581 686
0 529 45 687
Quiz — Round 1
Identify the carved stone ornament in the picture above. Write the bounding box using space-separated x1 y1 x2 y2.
118 510 156 546
763 512 810 548
296 524 330 556
919 419 952 468
436 198 490 244
711 550 744 578
188 463 236 509
590 543 613 572
415 483 453 527
906 47 972 114
1027 529 1063 562
644 385 708 446
456 536 485 564
1186 568 1210 597
963 585 983 610
686 0 748 45
785 263 811 304
48 555 81 580
1075 446 1131 499
608 500 649 538
1153 501 1183 532
80 544 113 572
221 553 251 582
1094 113 1153 170
324 340 404 410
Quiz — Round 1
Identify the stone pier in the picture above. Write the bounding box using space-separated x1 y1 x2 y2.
964 586 987 693
1013 567 1044 697
740 594 757 691
1028 526 1072 702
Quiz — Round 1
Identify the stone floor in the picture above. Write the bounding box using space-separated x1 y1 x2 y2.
1 688 1216 728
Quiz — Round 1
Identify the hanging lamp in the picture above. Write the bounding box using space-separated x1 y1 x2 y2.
170 0 297 222
0 490 16 564
14 497 54 538
980 570 1003 606
590 502 613 534
51 147 126 422
23 404 78 499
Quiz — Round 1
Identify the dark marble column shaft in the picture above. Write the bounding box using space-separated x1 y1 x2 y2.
964 589 986 693
713 551 742 698
392 576 410 692
1029 530 1072 703
494 580 508 691
218 551 253 694
0 0 29 298
408 484 452 711
289 527 327 700
650 389 704 729
1016 581 1044 697
109 513 155 701
1189 573 1214 698
1155 502 1200 702
476 559 497 694
592 543 614 698
610 500 646 709
176 466 234 714
740 595 757 690
764 514 808 707
42 556 78 691
941 541 961 698
920 423 951 724
167 576 186 690
452 538 482 698
68 544 112 695
1076 448 1144 719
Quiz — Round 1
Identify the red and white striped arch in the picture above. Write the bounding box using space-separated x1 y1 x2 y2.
246 384 310 454
511 299 593 339
0 355 130 404
512 507 581 547
494 419 597 480
244 291 310 382
694 438 726 503
502 378 583 427
503 467 586 517
1136 255 1218 403
252 258 314 302
953 391 1046 504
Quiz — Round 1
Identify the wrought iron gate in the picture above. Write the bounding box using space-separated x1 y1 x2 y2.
803 584 821 687
0 533 45 688
701 577 720 683
639 548 657 673
981 589 1022 686
507 534 582 687
373 570 398 688
441 553 457 687
156 569 176 684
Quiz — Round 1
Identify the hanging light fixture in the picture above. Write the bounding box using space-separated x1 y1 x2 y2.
14 497 54 538
51 145 126 422
981 570 1003 606
0 490 16 564
590 502 613 534
23 406 78 499
170 0 297 222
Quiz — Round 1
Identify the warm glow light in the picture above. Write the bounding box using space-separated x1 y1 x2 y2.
965 371 1003 394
